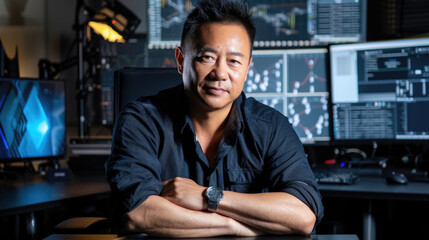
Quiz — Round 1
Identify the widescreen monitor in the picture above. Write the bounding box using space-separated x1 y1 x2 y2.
244 48 330 144
329 37 429 142
147 0 366 49
0 77 66 161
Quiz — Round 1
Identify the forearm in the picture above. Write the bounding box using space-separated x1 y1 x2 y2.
125 195 262 237
217 191 316 235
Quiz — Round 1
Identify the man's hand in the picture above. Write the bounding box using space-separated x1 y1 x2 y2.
159 177 315 235
160 177 207 211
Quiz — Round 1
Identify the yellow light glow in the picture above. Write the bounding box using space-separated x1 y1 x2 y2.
88 21 125 43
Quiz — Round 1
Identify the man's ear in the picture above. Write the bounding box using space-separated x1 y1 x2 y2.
175 47 184 74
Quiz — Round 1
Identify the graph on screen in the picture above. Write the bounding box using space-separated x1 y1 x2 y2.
148 0 366 48
244 48 329 143
249 0 310 47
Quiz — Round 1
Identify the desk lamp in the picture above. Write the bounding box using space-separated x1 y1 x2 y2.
87 1 140 43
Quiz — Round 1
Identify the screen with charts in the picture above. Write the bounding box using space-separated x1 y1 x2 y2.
147 0 366 49
330 37 429 141
0 77 66 161
244 48 330 144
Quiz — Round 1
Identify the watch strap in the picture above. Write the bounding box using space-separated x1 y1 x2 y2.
207 200 219 212
206 186 223 212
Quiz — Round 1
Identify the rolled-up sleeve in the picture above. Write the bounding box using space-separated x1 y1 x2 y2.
105 101 163 218
265 114 324 224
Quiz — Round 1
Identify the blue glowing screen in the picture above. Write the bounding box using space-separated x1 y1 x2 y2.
0 78 65 160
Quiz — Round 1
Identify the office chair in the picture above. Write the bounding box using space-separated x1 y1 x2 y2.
114 67 182 122
54 67 182 235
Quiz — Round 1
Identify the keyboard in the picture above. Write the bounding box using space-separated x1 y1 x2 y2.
313 168 359 185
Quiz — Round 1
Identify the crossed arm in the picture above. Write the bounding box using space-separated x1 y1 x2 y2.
124 177 316 237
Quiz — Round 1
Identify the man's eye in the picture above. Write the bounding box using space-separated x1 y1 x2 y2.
230 59 241 66
202 56 214 61
197 55 213 62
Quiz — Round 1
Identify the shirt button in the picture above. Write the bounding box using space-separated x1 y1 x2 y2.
206 176 210 182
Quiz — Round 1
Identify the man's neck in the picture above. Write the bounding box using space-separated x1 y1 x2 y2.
189 105 231 168
191 107 230 135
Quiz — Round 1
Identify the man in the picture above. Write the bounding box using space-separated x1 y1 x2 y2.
106 0 323 237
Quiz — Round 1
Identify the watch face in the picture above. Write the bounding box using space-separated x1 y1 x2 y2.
207 186 224 201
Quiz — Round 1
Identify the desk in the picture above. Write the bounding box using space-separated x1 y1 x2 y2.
44 234 359 240
318 176 429 201
0 172 110 239
318 176 429 240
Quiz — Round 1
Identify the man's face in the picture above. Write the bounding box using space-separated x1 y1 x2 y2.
176 22 252 113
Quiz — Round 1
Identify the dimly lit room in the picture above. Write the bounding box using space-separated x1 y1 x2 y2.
1 0 429 240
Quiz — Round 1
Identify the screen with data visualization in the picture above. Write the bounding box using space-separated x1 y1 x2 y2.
244 48 330 144
330 37 429 141
147 0 366 49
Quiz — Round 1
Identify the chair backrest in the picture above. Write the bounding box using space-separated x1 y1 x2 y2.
113 67 182 122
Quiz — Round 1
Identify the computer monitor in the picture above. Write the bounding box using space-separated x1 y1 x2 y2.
329 37 429 142
99 38 148 125
0 77 66 162
147 0 367 49
244 48 330 144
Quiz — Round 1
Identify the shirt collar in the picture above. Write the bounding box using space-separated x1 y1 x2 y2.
178 90 247 144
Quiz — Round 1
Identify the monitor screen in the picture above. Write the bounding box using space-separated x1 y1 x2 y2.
147 0 366 49
0 78 66 161
244 48 330 144
99 38 148 125
330 37 429 141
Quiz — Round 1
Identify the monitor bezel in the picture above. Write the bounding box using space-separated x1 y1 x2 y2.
0 77 66 163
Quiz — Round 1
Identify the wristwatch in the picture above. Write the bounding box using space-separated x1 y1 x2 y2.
205 186 224 212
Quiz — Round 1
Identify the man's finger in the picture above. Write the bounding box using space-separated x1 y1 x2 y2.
162 178 174 187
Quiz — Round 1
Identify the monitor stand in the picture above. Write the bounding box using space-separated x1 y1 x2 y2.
38 158 72 181
37 158 60 174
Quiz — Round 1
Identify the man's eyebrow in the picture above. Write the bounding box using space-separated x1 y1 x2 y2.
197 47 217 55
229 51 245 58
197 47 245 58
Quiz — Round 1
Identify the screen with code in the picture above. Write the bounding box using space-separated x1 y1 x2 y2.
330 37 429 141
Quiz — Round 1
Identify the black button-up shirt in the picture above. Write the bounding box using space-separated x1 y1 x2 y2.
106 84 323 223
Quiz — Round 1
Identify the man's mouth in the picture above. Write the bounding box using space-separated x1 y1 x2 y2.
203 86 228 95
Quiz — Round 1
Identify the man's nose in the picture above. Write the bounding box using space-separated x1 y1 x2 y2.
211 60 228 81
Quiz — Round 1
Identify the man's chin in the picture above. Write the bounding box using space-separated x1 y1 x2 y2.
201 99 232 112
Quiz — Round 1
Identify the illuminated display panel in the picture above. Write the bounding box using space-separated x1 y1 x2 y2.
245 48 330 144
0 78 65 161
330 37 429 142
148 0 366 49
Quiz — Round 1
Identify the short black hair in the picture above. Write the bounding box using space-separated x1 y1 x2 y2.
180 0 255 53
